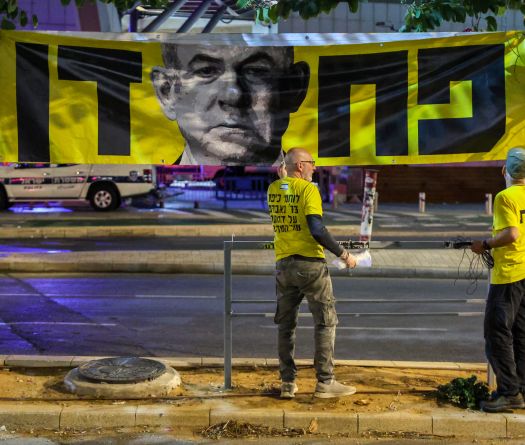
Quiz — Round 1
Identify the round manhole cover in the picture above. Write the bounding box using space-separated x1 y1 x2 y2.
78 357 167 384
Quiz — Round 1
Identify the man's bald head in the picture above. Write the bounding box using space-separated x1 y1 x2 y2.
285 148 313 171
284 148 315 182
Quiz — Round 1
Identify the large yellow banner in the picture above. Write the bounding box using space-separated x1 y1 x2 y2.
0 30 524 166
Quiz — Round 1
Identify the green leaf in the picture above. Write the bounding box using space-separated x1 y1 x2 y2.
1 17 15 29
20 9 27 27
347 0 358 13
268 5 278 22
486 14 497 31
6 5 17 19
236 0 250 9
7 0 16 14
256 7 265 22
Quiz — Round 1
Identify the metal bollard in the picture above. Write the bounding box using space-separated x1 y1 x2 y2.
419 192 426 213
332 190 338 209
485 193 493 216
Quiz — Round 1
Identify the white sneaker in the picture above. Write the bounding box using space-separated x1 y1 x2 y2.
314 379 356 398
280 382 298 399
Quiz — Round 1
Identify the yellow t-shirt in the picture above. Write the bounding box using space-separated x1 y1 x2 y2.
267 177 324 261
491 184 525 284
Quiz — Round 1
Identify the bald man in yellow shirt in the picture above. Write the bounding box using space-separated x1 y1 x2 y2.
268 148 358 399
471 147 525 413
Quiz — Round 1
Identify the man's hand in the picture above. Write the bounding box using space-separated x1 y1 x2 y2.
470 240 485 255
278 162 287 179
344 254 357 269
340 249 357 269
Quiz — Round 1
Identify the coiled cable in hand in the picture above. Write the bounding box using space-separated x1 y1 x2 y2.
452 237 494 295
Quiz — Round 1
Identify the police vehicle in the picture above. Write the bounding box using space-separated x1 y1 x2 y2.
0 163 157 211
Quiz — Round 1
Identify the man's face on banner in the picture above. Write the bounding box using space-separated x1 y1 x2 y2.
152 45 309 165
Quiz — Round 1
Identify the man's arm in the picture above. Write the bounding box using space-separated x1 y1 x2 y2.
471 227 520 254
306 214 356 268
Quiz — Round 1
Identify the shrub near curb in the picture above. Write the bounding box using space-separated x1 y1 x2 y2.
436 376 489 409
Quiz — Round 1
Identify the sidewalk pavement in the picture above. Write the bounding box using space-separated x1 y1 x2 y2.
2 355 522 440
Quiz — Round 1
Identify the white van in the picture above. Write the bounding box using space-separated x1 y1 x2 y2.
0 164 158 211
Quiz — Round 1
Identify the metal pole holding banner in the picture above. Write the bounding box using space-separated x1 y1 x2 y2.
224 241 233 390
359 169 378 242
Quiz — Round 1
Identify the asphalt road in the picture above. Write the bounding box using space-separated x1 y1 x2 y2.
0 273 486 362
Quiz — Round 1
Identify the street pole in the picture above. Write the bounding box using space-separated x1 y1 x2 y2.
359 169 378 242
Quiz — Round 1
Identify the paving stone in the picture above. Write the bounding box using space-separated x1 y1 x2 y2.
336 360 396 368
359 413 431 434
504 414 525 438
4 355 74 367
70 356 110 367
285 411 358 434
432 412 506 438
155 357 202 368
390 361 460 370
136 405 210 427
0 403 61 430
232 358 267 367
201 357 223 367
210 408 284 429
60 404 138 429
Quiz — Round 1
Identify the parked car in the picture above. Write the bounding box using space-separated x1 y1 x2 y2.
0 163 158 211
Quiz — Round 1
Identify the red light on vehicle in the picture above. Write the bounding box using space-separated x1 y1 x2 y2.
143 169 152 182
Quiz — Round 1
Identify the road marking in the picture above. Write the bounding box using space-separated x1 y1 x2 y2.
421 223 449 227
252 312 484 318
0 322 117 326
158 209 194 215
323 210 347 218
238 210 269 219
44 294 217 299
0 293 41 296
260 326 447 332
195 209 232 218
135 295 217 299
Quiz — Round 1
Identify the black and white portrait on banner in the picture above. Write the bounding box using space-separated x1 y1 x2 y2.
151 44 310 165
